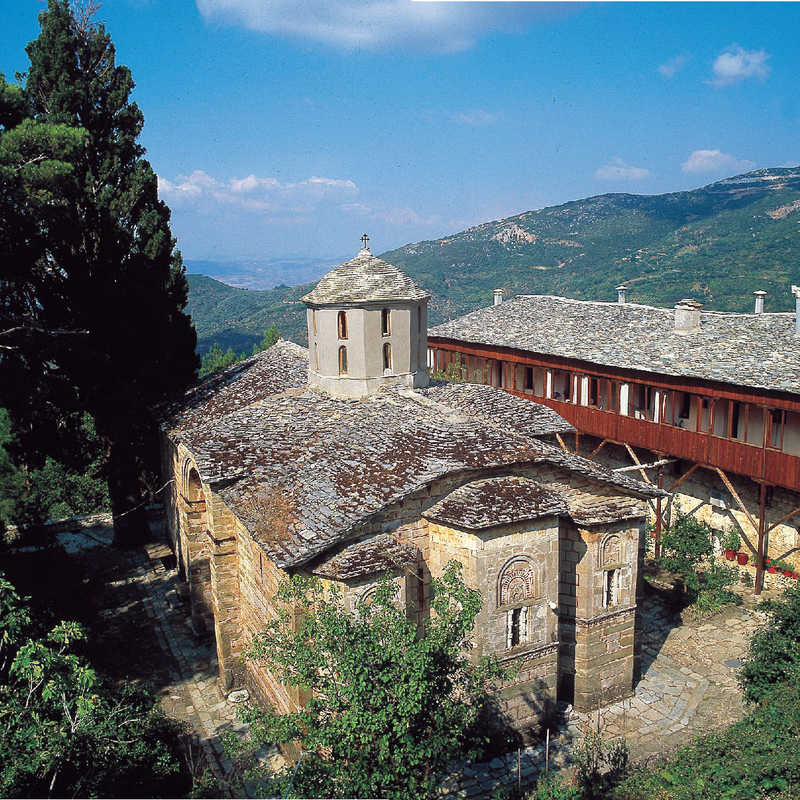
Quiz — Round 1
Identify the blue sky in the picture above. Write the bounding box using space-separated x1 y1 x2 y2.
3 1 799 263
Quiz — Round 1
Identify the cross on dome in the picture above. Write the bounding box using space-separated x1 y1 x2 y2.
360 232 370 250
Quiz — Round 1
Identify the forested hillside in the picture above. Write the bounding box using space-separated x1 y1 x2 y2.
188 167 800 351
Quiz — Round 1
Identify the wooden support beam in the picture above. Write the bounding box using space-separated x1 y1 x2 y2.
755 482 767 596
766 505 800 534
555 433 569 453
613 458 675 474
589 439 608 459
624 444 653 485
655 466 664 560
714 467 758 535
667 463 699 493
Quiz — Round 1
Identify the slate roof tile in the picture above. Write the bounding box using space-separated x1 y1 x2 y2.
301 249 430 305
429 295 800 394
423 477 569 530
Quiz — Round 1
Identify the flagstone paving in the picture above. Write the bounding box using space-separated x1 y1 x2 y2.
9 515 767 798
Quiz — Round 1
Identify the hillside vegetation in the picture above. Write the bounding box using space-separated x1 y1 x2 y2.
188 167 800 351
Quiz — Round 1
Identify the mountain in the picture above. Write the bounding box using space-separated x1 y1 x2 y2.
184 256 346 290
186 275 310 355
187 167 800 352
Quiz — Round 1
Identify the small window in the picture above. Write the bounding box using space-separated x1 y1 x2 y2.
603 569 620 608
506 606 528 649
337 310 348 340
314 343 319 370
338 345 348 374
312 309 317 336
381 308 391 336
383 342 392 371
524 367 533 391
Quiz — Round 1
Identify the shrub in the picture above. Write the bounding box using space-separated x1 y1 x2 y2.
573 730 629 798
739 584 800 705
656 513 715 595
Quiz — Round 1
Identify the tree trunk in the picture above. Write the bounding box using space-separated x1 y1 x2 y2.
107 438 148 546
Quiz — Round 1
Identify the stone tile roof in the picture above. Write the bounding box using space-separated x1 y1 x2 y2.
160 340 308 436
166 339 660 570
420 381 574 437
313 534 419 581
429 295 800 394
568 495 646 526
301 248 430 305
178 382 659 569
423 477 569 530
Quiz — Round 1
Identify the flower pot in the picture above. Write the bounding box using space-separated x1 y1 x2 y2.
649 531 656 538
737 553 749 566
767 565 778 574
793 573 799 580
724 549 736 561
783 569 793 578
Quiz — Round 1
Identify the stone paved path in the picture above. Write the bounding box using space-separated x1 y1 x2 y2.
568 594 762 765
9 520 764 799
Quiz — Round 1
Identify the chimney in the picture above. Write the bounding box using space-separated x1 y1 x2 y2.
753 290 767 314
674 299 702 334
616 284 628 304
793 286 800 335
493 288 504 306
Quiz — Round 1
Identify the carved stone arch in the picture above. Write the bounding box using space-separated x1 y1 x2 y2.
601 534 623 567
497 556 539 608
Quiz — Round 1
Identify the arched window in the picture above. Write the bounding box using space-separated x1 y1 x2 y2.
381 308 391 335
338 345 348 374
338 310 348 339
383 342 392 371
602 535 622 566
497 556 538 607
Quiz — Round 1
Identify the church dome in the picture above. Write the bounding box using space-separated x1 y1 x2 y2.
301 247 430 305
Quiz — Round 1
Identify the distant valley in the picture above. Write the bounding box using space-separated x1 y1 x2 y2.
187 167 800 354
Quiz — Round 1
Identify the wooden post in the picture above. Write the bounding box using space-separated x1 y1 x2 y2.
655 465 664 560
755 482 767 596
545 729 550 774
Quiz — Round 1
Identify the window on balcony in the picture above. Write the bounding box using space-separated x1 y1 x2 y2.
769 409 785 450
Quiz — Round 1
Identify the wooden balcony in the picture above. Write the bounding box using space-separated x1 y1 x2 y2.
507 390 800 492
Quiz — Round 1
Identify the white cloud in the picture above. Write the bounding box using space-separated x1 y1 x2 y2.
709 45 770 86
595 158 650 181
157 169 358 215
658 54 689 78
451 109 499 126
195 0 565 52
681 149 756 175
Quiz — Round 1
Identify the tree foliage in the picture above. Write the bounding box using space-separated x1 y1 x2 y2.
0 572 186 797
1 0 198 543
231 561 506 799
199 324 281 377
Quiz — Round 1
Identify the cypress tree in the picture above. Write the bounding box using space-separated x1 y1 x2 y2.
7 0 198 542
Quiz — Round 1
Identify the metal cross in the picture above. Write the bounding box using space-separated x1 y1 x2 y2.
360 233 370 249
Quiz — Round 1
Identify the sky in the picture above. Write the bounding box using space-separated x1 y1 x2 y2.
2 1 800 264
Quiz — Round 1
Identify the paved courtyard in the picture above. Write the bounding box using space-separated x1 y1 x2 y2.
568 589 762 764
5 517 768 798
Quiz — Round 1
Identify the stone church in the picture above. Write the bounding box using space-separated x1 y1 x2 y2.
160 245 660 733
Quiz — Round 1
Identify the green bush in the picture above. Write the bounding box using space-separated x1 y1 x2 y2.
0 573 187 797
656 513 715 594
739 584 800 705
572 730 630 798
612 679 800 799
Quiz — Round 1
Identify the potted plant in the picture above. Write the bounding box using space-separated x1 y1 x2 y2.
737 552 749 566
776 560 795 578
721 530 740 561
766 559 778 574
